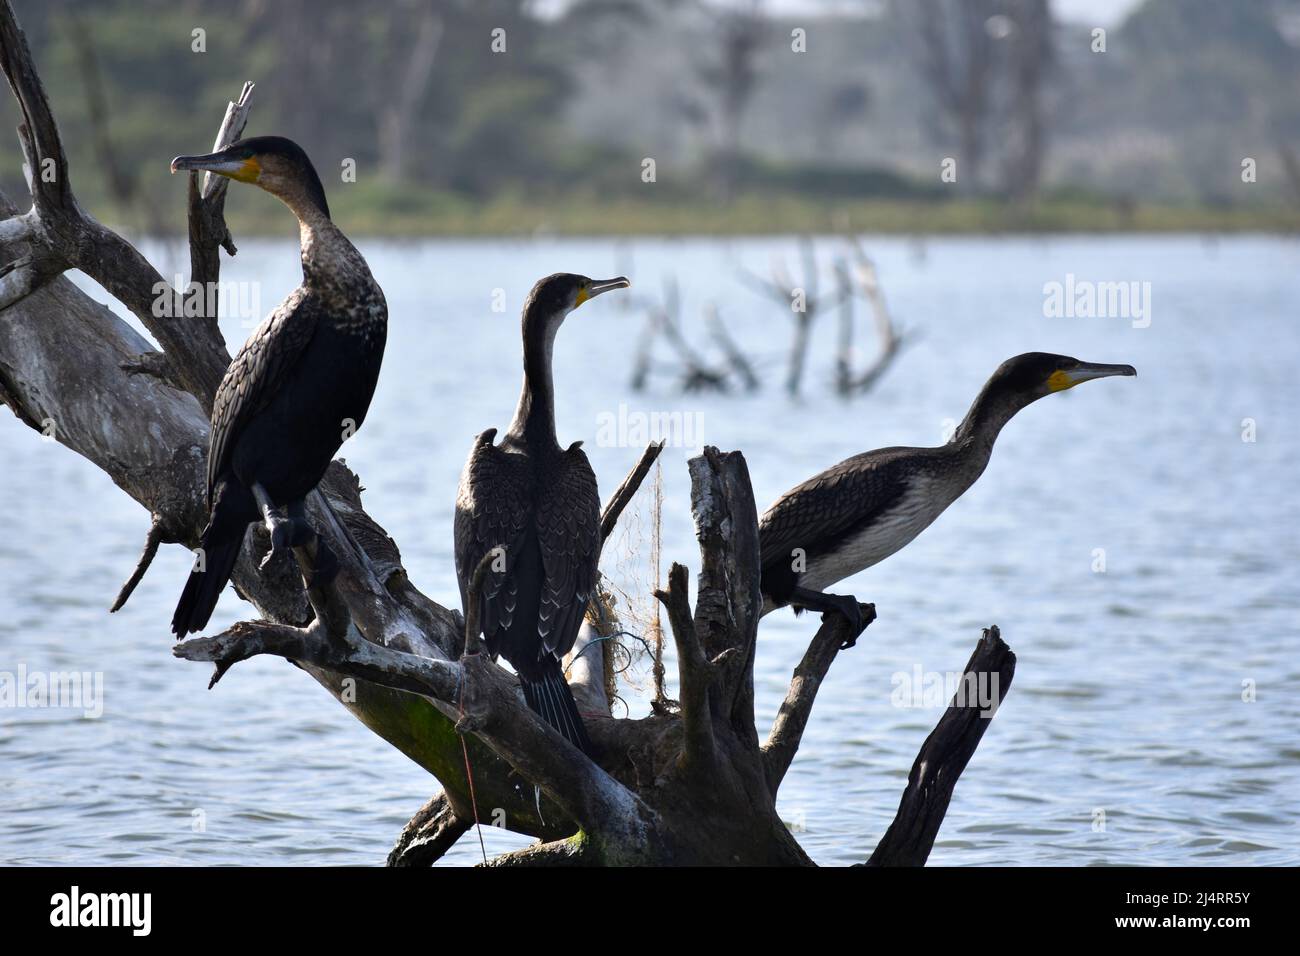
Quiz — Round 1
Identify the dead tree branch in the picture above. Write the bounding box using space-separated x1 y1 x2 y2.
738 237 849 397
649 276 729 392
599 439 665 543
173 550 658 849
629 279 753 394
0 1 229 406
839 237 914 395
688 447 762 736
184 81 255 305
866 626 1017 866
653 562 715 770
108 82 255 610
704 303 759 391
387 791 472 867
763 601 877 791
109 513 166 613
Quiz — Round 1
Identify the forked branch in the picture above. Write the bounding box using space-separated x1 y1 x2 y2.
654 562 715 770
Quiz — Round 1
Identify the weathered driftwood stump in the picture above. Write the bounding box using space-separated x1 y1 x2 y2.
0 0 1015 865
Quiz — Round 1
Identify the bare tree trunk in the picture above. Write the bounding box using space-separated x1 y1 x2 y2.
62 11 166 240
695 0 766 200
1003 0 1053 206
378 1 443 182
908 0 998 193
0 0 1015 865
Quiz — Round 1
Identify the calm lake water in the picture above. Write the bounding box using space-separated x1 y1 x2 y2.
2 235 1298 866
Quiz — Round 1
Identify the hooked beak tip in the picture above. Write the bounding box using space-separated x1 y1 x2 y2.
1069 362 1138 386
587 276 631 299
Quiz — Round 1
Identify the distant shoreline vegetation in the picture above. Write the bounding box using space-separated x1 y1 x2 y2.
104 189 1300 237
35 158 1298 238
9 0 1300 241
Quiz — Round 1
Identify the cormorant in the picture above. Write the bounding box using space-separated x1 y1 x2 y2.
455 273 630 755
169 136 387 635
759 352 1136 639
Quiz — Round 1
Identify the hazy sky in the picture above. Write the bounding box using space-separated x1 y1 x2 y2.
652 1 1145 27
1053 0 1143 24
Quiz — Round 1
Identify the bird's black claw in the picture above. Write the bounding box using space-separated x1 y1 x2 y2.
835 598 875 649
258 518 292 572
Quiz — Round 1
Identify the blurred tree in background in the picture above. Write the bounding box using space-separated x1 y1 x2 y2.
3 0 1298 234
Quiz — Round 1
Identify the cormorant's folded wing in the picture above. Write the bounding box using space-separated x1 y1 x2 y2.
453 430 532 645
535 444 601 661
758 449 912 569
206 288 320 500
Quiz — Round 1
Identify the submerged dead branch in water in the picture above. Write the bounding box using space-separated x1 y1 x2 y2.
630 235 912 399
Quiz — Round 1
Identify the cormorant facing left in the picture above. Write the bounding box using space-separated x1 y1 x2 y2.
169 136 387 635
455 273 630 756
759 352 1135 641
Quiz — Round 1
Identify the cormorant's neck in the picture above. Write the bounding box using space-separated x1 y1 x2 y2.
268 172 331 228
292 202 363 288
248 173 341 284
507 313 561 448
952 380 1029 455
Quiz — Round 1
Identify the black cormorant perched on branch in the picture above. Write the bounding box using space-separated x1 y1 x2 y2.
169 136 387 635
455 273 630 755
759 352 1136 641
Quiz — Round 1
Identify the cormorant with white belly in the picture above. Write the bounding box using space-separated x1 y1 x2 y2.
759 352 1135 643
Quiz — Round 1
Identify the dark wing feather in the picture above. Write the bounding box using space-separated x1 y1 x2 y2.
206 287 319 499
758 448 915 569
535 444 601 660
454 430 532 647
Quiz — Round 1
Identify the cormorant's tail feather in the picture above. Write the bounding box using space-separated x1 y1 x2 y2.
171 527 243 637
520 658 593 756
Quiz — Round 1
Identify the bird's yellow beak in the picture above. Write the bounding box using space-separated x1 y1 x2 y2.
171 151 261 183
1047 362 1137 392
